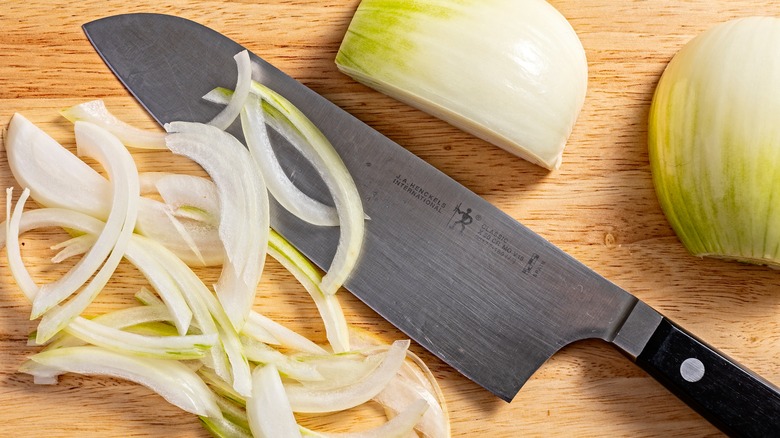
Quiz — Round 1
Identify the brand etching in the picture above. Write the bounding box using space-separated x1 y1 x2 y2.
448 202 475 233
392 174 447 213
475 223 545 277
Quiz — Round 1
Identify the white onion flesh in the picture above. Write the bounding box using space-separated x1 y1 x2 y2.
241 336 324 382
247 363 302 438
19 346 222 418
35 122 140 344
6 114 111 218
285 340 410 413
5 188 38 299
133 234 251 396
245 310 327 355
302 399 428 438
64 316 217 360
249 81 365 296
268 229 350 353
3 93 445 437
204 83 365 294
335 0 588 170
61 100 167 149
208 50 252 130
240 92 340 227
31 124 139 320
165 121 269 332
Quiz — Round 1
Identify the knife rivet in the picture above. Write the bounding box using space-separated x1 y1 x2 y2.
680 357 705 383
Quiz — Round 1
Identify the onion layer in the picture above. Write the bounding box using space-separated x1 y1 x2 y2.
649 17 780 266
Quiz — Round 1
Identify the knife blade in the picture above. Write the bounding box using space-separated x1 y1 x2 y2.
83 13 780 436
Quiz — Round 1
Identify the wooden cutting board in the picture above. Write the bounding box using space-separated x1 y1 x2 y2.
2 1 779 436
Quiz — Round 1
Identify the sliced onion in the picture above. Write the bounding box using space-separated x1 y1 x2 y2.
34 122 140 344
268 229 350 353
208 50 252 130
31 125 138 319
140 194 223 272
245 310 327 355
5 115 222 267
165 121 269 331
19 346 222 418
61 100 167 149
204 84 365 294
351 330 450 438
43 304 177 352
201 415 253 438
3 101 446 436
50 234 96 263
124 237 194 335
301 399 428 438
6 113 110 219
249 81 365 296
240 92 339 226
132 234 250 396
1 207 194 337
241 335 324 382
5 188 38 300
285 340 409 413
295 351 383 391
136 197 224 267
247 363 302 438
151 173 220 225
64 316 217 360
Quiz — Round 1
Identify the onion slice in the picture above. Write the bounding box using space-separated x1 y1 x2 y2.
132 234 251 396
204 83 366 295
61 100 167 149
301 399 428 438
247 363 302 438
249 81 365 296
2 101 446 436
240 92 339 227
241 335 324 382
6 114 110 219
5 188 37 300
31 124 138 319
64 316 217 360
1 207 194 337
268 229 350 353
165 121 269 332
245 311 327 355
19 346 222 418
285 340 409 413
208 50 252 130
34 122 140 344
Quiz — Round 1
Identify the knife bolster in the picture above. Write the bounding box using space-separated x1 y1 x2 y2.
612 299 663 358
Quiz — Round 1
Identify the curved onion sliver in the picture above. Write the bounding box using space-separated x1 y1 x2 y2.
35 122 140 343
61 100 167 149
165 121 269 332
285 340 409 413
19 346 222 418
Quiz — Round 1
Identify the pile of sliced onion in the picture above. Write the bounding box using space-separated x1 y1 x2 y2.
1 51 449 438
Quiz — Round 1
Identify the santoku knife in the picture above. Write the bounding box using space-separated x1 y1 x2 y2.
83 13 780 436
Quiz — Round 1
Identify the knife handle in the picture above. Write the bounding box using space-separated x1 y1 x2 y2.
636 317 780 437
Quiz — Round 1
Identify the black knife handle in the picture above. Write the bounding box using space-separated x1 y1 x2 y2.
636 317 780 437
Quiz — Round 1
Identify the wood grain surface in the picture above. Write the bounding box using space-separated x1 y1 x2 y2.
2 1 780 436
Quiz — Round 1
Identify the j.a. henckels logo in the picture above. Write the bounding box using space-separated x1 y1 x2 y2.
447 202 475 233
392 174 447 213
390 172 544 277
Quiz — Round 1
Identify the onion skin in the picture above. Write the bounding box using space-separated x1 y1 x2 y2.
649 17 780 266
